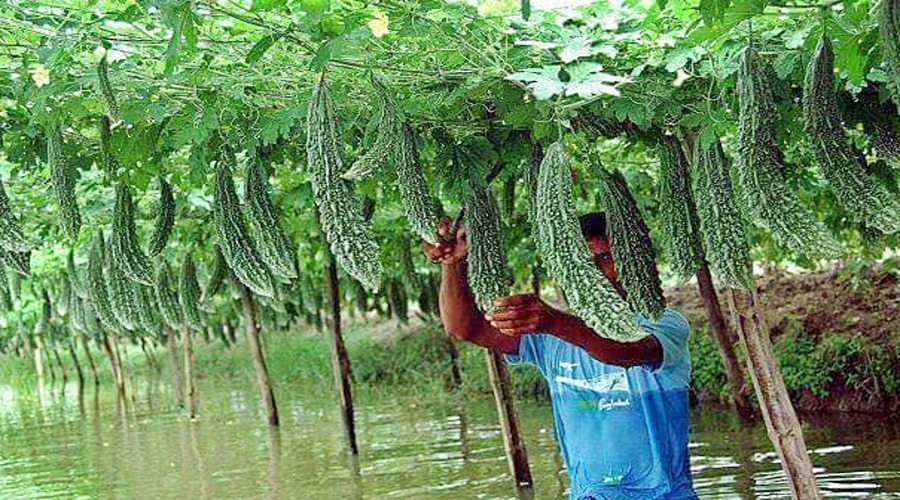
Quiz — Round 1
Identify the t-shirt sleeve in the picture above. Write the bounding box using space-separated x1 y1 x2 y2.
644 311 691 371
504 334 555 375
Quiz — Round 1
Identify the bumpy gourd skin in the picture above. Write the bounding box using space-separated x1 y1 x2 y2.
2 251 30 277
736 47 841 259
535 142 645 342
883 0 900 114
245 159 297 282
0 178 31 253
48 125 81 242
0 263 10 311
179 252 203 331
214 162 275 298
803 36 900 234
657 136 704 283
203 245 229 301
598 168 666 321
396 125 441 245
306 76 383 291
87 232 119 331
463 178 512 313
148 176 175 257
98 55 119 122
110 184 153 286
155 262 183 329
692 140 753 290
342 76 402 182
106 233 140 332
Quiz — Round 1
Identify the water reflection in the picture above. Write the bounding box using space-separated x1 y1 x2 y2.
0 378 898 499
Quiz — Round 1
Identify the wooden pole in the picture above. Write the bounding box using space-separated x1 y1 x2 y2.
52 347 68 384
164 325 185 407
240 284 279 426
81 335 99 386
325 251 358 455
181 325 198 418
695 262 753 415
485 350 534 495
102 332 126 399
726 288 820 499
67 338 85 387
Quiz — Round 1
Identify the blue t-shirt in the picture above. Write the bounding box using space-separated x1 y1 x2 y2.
505 309 697 500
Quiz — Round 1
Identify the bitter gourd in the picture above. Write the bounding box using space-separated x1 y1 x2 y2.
203 244 229 301
306 75 383 291
148 175 175 257
110 184 153 285
0 177 31 253
86 232 120 331
803 35 900 234
47 125 82 241
343 75 402 181
0 263 11 312
2 251 30 277
598 168 666 321
882 0 900 113
396 125 441 245
97 54 119 122
155 262 183 329
245 157 297 281
656 136 704 283
463 177 512 313
106 233 140 331
214 162 275 298
692 140 753 289
179 252 203 331
535 142 645 342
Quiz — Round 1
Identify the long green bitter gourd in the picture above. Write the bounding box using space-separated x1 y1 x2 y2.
0 177 31 252
245 158 297 281
535 142 645 342
179 252 203 331
2 251 30 277
736 46 841 259
0 263 11 312
803 35 900 234
86 232 120 331
342 75 402 181
105 233 141 331
306 75 383 291
214 162 275 297
67 248 87 300
882 0 900 113
463 177 512 312
47 125 82 241
396 125 440 245
598 168 666 321
148 175 175 256
692 140 753 289
110 184 153 285
656 136 704 283
202 244 229 301
97 54 119 122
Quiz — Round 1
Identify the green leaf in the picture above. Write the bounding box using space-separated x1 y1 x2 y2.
251 0 286 11
302 0 329 16
699 0 730 24
506 66 564 100
246 32 284 65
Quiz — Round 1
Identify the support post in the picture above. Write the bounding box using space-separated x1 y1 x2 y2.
67 338 85 387
164 325 185 407
485 350 534 496
325 250 358 455
240 285 279 426
181 325 198 418
726 288 820 499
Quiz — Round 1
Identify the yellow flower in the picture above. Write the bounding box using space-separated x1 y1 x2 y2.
30 65 50 88
368 14 389 38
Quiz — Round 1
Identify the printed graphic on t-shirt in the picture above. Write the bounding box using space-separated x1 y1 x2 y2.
553 369 632 412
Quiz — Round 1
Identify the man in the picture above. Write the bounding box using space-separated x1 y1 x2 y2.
424 212 696 499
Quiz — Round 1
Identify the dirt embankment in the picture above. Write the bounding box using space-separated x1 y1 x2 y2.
666 262 900 413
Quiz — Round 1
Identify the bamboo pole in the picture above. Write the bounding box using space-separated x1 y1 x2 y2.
726 288 820 499
485 350 534 496
240 284 279 426
325 250 358 455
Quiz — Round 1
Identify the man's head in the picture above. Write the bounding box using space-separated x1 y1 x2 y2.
579 212 618 283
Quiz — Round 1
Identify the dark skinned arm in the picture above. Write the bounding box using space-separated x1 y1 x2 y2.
424 217 519 354
487 294 663 369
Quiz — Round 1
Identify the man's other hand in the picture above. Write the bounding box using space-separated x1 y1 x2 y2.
486 294 556 337
424 216 468 265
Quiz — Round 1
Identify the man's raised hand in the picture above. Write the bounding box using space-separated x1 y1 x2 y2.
486 294 557 337
423 216 468 265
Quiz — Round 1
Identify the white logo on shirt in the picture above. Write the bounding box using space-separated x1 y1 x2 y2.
559 362 579 371
554 370 631 394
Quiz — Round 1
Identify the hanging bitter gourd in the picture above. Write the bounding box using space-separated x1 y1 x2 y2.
105 233 140 332
0 263 11 312
343 74 402 181
306 75 383 291
2 251 30 277
736 46 841 259
47 125 82 241
214 162 275 298
97 53 119 122
67 248 87 300
803 35 900 234
598 169 666 321
86 232 119 331
692 140 753 289
179 252 203 331
245 158 297 281
135 282 161 333
202 244 229 301
148 175 175 256
154 262 183 329
535 142 645 342
0 177 31 253
464 177 512 312
882 0 900 113
110 184 153 285
656 136 704 283
396 125 441 245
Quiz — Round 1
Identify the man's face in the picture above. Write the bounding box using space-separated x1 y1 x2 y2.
586 235 617 282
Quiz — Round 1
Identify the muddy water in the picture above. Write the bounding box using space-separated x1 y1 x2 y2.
1 378 898 499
